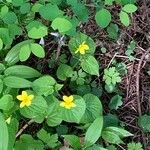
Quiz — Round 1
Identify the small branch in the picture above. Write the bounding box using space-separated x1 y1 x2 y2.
107 52 118 68
136 48 150 150
16 119 34 138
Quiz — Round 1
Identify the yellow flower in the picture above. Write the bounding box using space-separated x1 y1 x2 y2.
60 95 76 109
75 41 89 55
17 91 34 108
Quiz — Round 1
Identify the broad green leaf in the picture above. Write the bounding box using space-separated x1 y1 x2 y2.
0 94 14 111
20 96 48 123
138 114 150 132
5 40 33 65
0 112 8 150
47 101 62 127
122 4 137 13
56 63 73 80
0 38 3 50
31 44 45 58
3 12 17 24
80 94 103 123
60 95 86 123
81 56 99 76
15 134 44 150
39 4 63 21
63 135 81 150
85 117 103 147
20 3 31 14
102 131 123 144
105 127 133 137
4 76 32 88
7 118 19 150
69 32 96 55
4 65 41 78
108 95 123 110
0 5 9 18
119 11 130 26
51 17 72 33
26 21 48 39
32 76 56 96
95 9 112 28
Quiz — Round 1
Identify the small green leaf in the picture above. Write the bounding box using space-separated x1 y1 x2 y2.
0 112 8 150
20 3 31 14
127 142 143 150
119 11 130 26
4 76 32 88
81 56 99 76
95 9 112 28
85 117 103 147
3 12 17 24
122 4 137 13
51 17 72 33
138 114 150 132
109 95 123 110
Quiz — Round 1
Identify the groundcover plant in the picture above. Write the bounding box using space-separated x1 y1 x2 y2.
0 0 149 150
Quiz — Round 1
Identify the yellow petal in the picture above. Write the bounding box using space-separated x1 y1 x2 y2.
22 91 28 97
83 44 89 50
63 96 69 102
68 95 73 102
80 49 86 54
20 102 26 108
60 102 65 107
17 95 24 101
28 95 34 101
25 100 32 106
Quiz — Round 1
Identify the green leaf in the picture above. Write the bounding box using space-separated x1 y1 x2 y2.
19 44 31 61
0 5 9 18
85 117 103 147
0 79 3 94
32 76 56 96
0 112 8 150
81 56 99 76
20 96 48 123
26 21 48 39
0 94 14 111
0 38 3 50
119 11 130 26
31 43 45 58
63 135 81 150
105 127 133 137
37 129 59 149
7 118 19 150
95 9 112 28
56 64 73 81
4 65 41 79
107 23 119 40
80 94 103 124
122 4 137 13
20 3 31 14
3 12 17 24
138 114 150 132
47 101 62 127
39 4 63 21
105 0 114 5
60 95 86 123
5 40 33 65
102 131 123 144
109 95 123 110
12 0 24 6
51 17 72 33
127 142 143 150
4 76 32 88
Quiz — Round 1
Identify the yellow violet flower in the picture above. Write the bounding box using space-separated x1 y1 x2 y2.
60 95 76 109
17 91 34 108
75 41 89 55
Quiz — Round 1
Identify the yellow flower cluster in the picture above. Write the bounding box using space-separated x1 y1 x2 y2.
75 41 89 55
